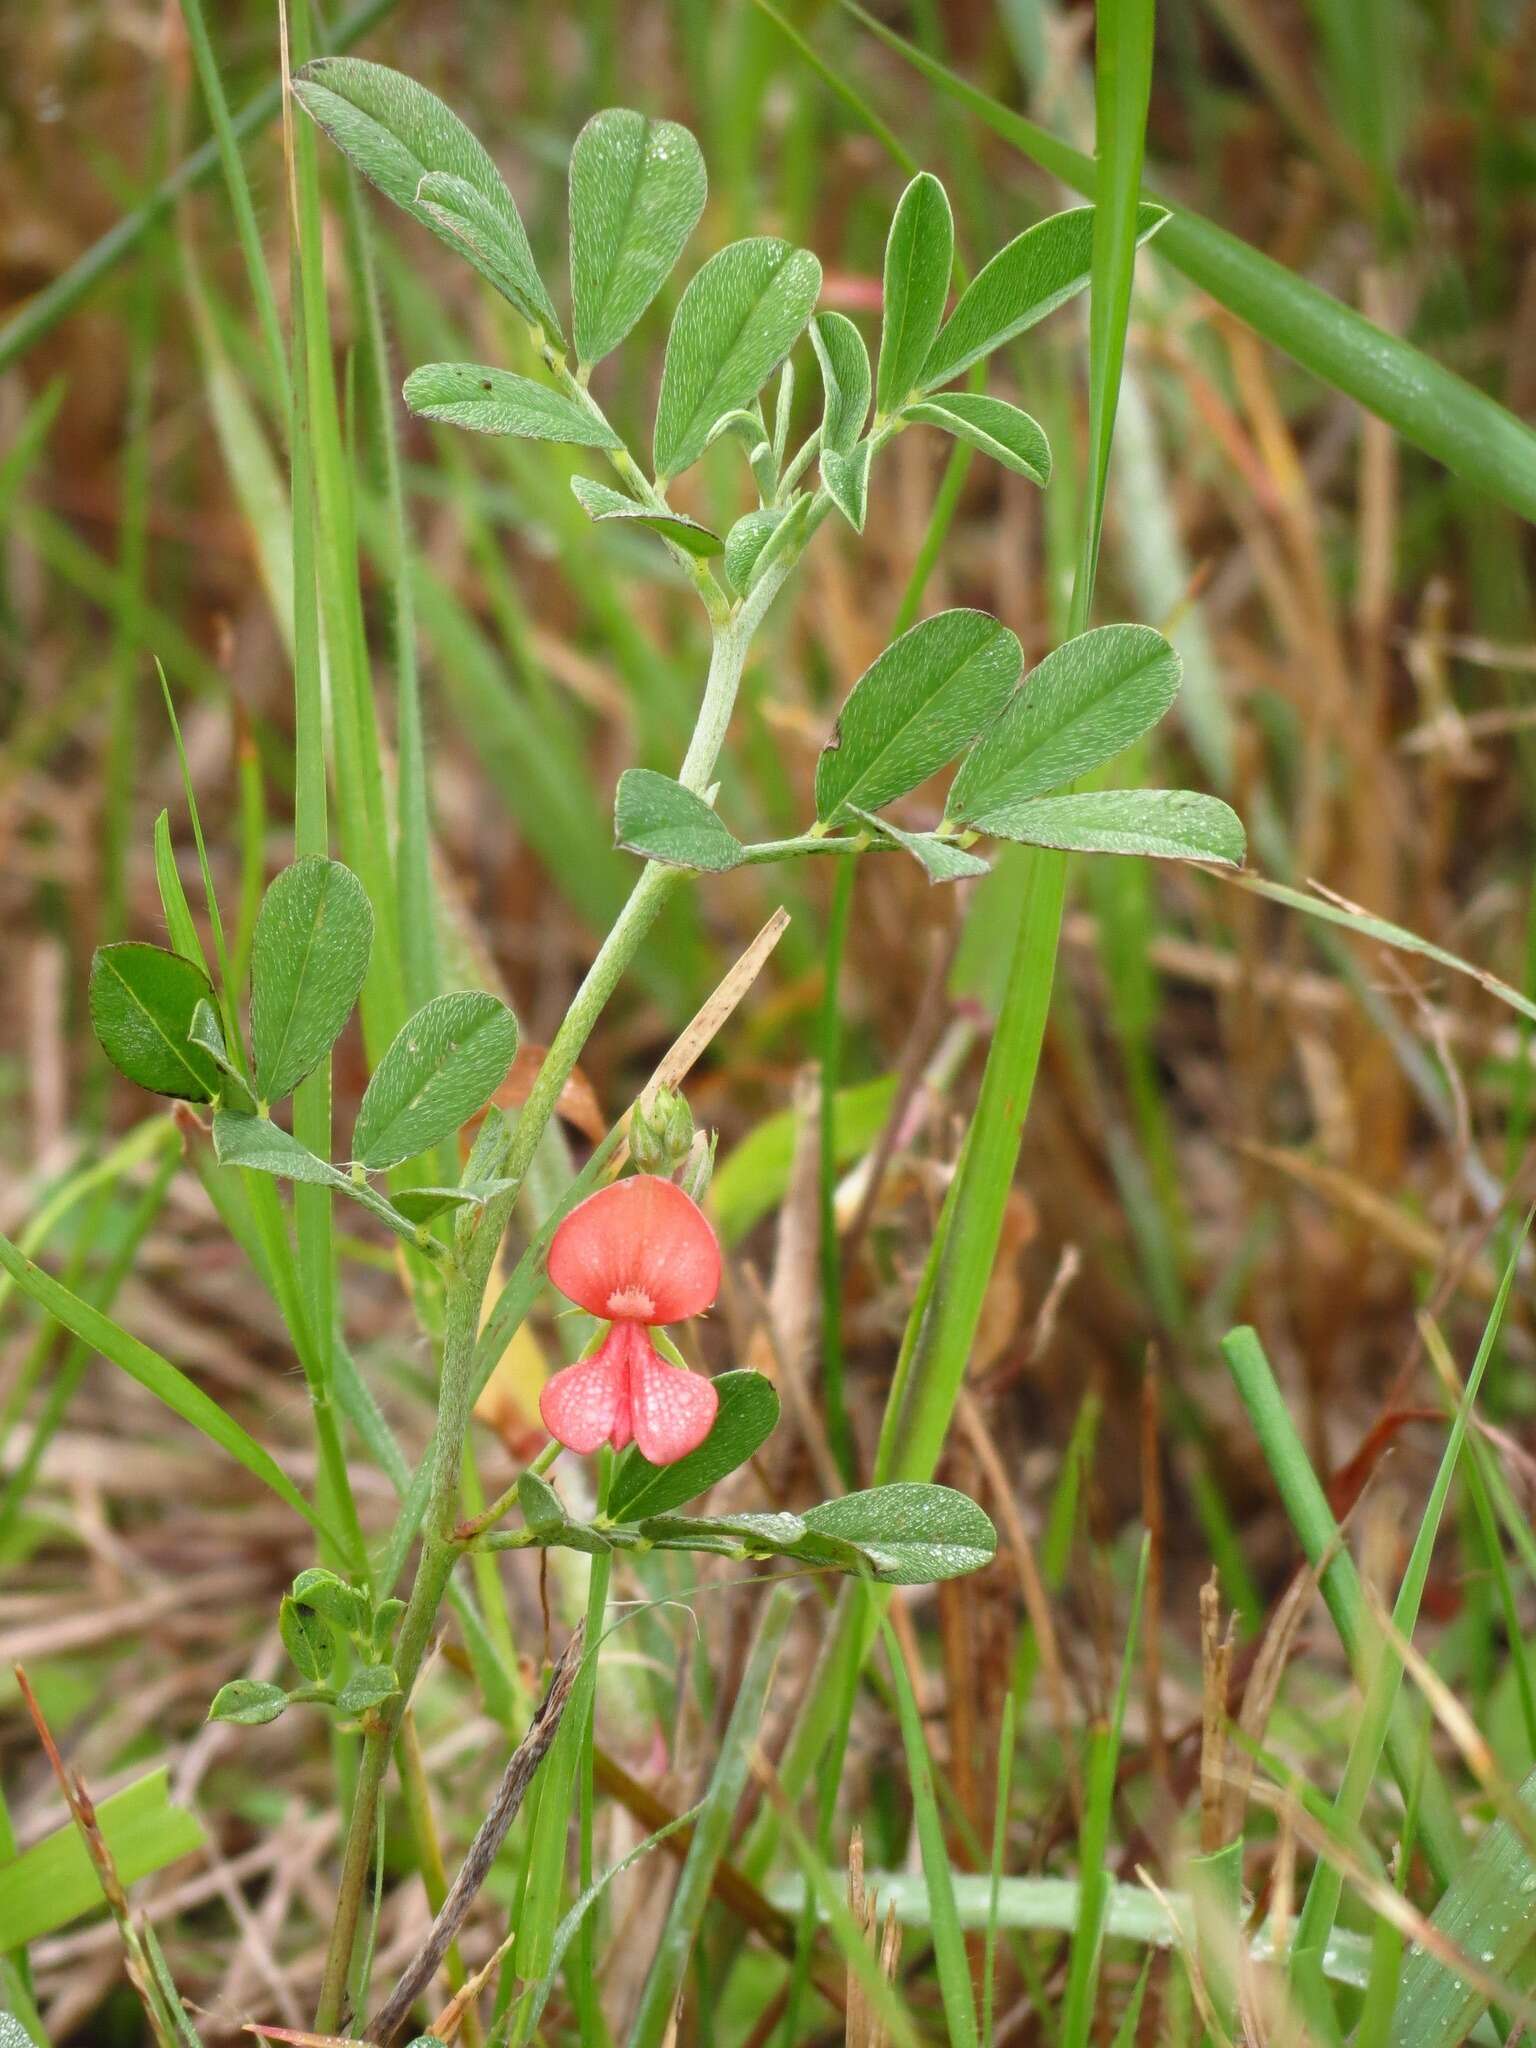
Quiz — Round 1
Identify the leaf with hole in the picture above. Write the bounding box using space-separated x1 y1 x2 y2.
291 60 560 334
290 1567 370 1637
975 788 1245 866
903 392 1051 484
817 609 1022 823
249 857 373 1104
948 624 1181 823
653 237 822 479
876 172 954 413
608 1371 780 1521
810 311 871 457
403 363 619 445
920 202 1167 390
801 1482 998 1583
352 991 519 1169
850 807 990 884
614 769 744 872
280 1594 338 1684
569 108 707 366
88 943 223 1102
571 474 723 556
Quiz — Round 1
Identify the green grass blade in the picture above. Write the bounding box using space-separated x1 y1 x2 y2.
0 1770 204 1948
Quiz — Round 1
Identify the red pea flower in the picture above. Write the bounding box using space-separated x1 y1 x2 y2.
540 1175 721 1466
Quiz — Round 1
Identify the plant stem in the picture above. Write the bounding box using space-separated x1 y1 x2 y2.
818 858 857 1483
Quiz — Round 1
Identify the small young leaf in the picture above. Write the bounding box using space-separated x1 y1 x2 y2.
822 441 873 532
403 363 619 445
290 1566 370 1637
208 1679 288 1727
876 172 954 414
249 857 373 1105
724 507 784 592
817 609 1022 823
518 1470 567 1531
849 807 991 885
188 999 256 1109
539 1523 613 1555
608 1370 780 1521
334 1665 401 1716
291 60 560 334
740 489 816 590
571 474 723 557
637 1509 811 1550
614 769 744 872
653 237 822 480
974 788 1246 866
412 171 562 335
280 1594 337 1684
947 623 1181 822
371 1597 406 1660
920 201 1168 390
212 1109 351 1189
391 1180 513 1224
352 991 519 1170
903 392 1051 484
89 943 223 1102
801 1482 998 1583
810 311 872 457
569 109 707 367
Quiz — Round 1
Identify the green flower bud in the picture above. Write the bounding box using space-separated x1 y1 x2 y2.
631 1087 695 1174
677 1127 717 1204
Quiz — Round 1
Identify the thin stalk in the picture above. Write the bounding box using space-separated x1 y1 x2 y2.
818 857 858 1484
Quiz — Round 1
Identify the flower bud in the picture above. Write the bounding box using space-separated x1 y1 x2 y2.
631 1087 695 1174
677 1127 717 1204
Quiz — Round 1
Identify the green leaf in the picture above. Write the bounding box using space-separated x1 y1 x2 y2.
0 1769 204 1948
637 1509 813 1551
569 108 707 367
188 999 256 1110
822 440 873 532
411 170 562 335
518 1470 567 1531
208 1679 289 1727
212 1109 351 1189
876 171 954 413
903 392 1051 484
817 608 1022 823
801 1482 998 1583
850 807 990 884
403 363 620 445
290 59 560 334
653 236 822 479
280 1593 337 1683
608 1370 780 1521
88 943 222 1102
724 506 784 592
614 769 745 872
974 788 1246 866
334 1664 401 1716
948 623 1180 822
352 991 519 1170
810 310 872 457
290 1566 370 1636
571 474 724 556
0 1223 330 1539
392 1179 513 1224
249 856 373 1104
920 202 1167 390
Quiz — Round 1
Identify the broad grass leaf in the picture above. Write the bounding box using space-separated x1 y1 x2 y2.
569 108 707 366
291 59 560 333
816 608 1022 822
903 391 1051 483
0 1769 204 1948
403 363 620 445
653 237 822 479
803 1482 998 1583
948 623 1181 821
810 310 871 456
249 857 373 1104
352 991 519 1169
974 788 1246 865
876 172 954 413
614 769 744 871
571 474 723 556
88 943 223 1102
608 1370 780 1520
0 1225 330 1538
920 202 1167 390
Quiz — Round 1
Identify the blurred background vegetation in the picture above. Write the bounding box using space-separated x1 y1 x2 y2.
2 1 1536 2041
